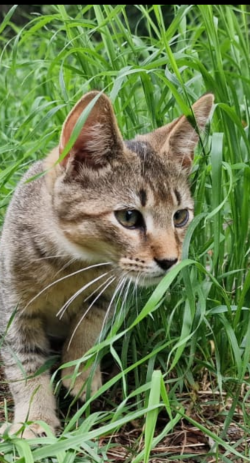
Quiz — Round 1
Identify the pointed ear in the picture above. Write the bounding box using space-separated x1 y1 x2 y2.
59 91 123 170
162 93 214 169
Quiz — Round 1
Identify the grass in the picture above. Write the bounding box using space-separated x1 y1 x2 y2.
0 4 250 462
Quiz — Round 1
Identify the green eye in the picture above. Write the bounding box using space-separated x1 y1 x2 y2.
173 209 189 228
115 210 144 229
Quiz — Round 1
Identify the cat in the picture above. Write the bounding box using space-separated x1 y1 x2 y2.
0 90 214 438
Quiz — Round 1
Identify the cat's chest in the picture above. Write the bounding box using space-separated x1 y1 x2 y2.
24 265 115 336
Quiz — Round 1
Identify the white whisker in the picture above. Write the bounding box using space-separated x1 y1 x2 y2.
134 274 140 316
115 276 133 349
22 262 113 313
67 275 117 350
83 271 118 303
54 257 77 277
57 270 114 319
131 272 140 310
110 276 127 325
120 277 132 315
99 276 127 340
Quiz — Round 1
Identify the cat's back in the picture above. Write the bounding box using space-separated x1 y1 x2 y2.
0 159 52 292
2 160 46 232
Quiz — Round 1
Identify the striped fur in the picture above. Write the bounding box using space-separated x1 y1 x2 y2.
0 91 214 437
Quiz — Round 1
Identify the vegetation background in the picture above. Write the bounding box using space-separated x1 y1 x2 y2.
0 4 250 462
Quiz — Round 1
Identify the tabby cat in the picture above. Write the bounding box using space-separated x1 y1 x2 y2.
0 90 214 438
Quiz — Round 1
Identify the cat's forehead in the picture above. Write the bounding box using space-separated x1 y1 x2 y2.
125 139 155 161
124 139 187 191
112 139 192 208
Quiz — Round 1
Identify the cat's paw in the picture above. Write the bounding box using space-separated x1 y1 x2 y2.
0 417 60 439
62 366 102 401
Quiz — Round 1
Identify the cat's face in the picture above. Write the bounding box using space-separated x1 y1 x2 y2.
46 91 213 286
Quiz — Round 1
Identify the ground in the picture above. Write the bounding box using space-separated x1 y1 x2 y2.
0 363 249 462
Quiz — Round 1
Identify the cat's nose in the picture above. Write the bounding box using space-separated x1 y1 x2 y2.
154 258 178 271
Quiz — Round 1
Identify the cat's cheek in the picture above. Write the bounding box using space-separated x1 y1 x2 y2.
55 220 126 264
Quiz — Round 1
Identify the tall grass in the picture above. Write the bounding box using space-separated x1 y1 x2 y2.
1 5 250 462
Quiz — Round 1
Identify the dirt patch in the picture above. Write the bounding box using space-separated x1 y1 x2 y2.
1 362 249 462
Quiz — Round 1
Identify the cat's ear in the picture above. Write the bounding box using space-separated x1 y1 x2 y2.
138 93 214 171
59 91 123 170
163 93 214 169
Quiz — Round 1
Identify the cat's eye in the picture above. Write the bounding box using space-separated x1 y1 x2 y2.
115 210 144 229
173 209 189 228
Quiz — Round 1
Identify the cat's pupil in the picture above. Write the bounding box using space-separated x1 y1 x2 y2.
173 209 189 227
115 209 144 229
126 210 134 222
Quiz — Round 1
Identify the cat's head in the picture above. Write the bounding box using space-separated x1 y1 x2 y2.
46 91 214 286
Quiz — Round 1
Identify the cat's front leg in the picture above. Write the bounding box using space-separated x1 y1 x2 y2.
61 307 105 401
0 315 60 438
0 374 60 438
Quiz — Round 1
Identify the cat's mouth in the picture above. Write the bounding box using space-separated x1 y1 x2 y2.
137 274 164 287
118 256 178 287
120 269 166 287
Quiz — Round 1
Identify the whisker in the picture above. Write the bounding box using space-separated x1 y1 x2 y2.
22 262 113 313
85 276 116 309
67 275 117 350
131 272 140 310
120 277 132 315
116 276 133 348
141 271 147 288
134 274 140 316
57 270 114 319
54 257 77 277
83 271 118 303
110 275 127 326
99 276 128 340
92 275 127 376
